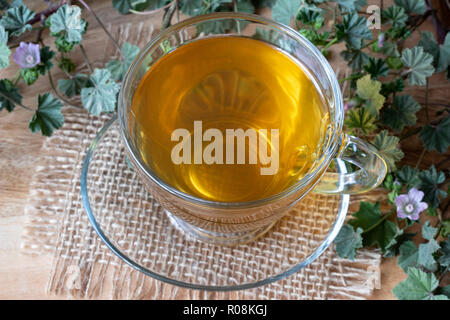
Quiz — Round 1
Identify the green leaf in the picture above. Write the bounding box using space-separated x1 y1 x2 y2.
382 5 408 28
356 75 385 116
439 286 450 299
58 56 76 74
401 47 435 86
366 220 402 255
348 201 382 231
0 25 9 69
441 221 450 238
381 79 405 96
296 6 323 28
335 12 372 49
416 222 439 272
418 32 450 73
180 0 204 16
236 0 255 13
334 225 363 260
419 165 446 208
0 42 10 69
0 4 34 37
393 267 447 300
394 0 427 15
48 4 86 43
112 0 132 14
341 48 369 70
20 67 38 85
396 165 421 189
54 36 75 53
29 93 64 137
36 46 55 75
439 240 450 267
381 94 421 132
272 0 298 25
418 239 439 271
106 42 140 81
57 73 91 98
0 24 8 44
0 78 21 111
363 57 389 79
81 68 120 115
347 201 400 255
398 240 418 272
336 0 367 12
373 130 404 172
254 0 277 8
419 116 450 154
386 56 403 70
381 41 400 58
344 107 377 135
422 221 438 240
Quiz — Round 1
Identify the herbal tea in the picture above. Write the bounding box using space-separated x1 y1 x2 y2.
131 36 329 202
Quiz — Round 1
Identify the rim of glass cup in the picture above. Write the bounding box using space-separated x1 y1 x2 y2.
118 12 345 209
81 115 350 291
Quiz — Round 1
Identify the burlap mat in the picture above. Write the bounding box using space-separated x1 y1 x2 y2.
20 20 381 300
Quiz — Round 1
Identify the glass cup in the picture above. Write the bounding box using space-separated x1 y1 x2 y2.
118 12 387 245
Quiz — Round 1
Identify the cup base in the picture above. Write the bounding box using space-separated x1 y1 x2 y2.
164 210 276 246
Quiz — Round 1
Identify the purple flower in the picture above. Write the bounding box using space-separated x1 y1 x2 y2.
13 42 40 69
378 33 385 49
344 99 357 111
395 188 428 221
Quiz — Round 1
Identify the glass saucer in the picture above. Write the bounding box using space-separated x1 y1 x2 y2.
81 115 349 291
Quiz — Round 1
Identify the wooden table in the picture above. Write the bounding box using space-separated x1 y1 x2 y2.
0 0 448 300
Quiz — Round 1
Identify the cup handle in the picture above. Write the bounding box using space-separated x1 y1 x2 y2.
314 134 387 194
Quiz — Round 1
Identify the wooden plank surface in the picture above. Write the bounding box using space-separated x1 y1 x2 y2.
0 0 448 300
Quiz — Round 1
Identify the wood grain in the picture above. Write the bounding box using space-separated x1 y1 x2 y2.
0 0 448 300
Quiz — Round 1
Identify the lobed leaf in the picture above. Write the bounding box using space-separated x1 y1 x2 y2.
393 267 447 300
419 165 447 208
0 4 34 37
356 75 385 116
334 225 363 260
419 116 450 154
48 4 86 44
401 47 435 86
0 78 21 112
81 68 120 115
394 0 427 15
29 93 64 136
373 130 404 172
381 94 420 132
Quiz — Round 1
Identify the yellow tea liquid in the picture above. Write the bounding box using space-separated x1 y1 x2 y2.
131 36 329 202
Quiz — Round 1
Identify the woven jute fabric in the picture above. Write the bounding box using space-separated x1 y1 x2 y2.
20 20 382 300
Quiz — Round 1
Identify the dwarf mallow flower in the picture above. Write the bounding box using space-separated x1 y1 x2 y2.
378 33 385 48
13 42 40 69
395 188 428 220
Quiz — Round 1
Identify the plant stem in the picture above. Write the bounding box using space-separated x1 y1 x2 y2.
78 44 93 74
415 148 426 169
323 37 338 50
129 1 174 15
26 0 66 26
339 73 362 83
76 0 124 60
0 92 34 111
12 71 21 86
162 0 177 30
361 39 377 49
425 78 430 122
362 209 395 235
59 53 74 79
47 70 82 109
